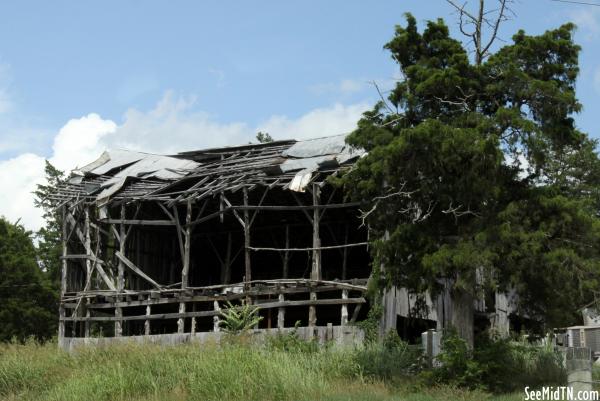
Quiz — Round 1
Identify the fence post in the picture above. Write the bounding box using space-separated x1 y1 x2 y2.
566 347 593 394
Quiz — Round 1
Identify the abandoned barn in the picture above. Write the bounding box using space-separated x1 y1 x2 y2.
52 134 514 349
52 135 376 348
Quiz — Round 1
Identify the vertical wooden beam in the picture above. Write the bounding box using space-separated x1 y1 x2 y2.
309 184 321 329
311 184 321 281
178 199 192 333
341 289 349 325
115 204 126 337
243 187 251 289
58 206 68 342
84 207 92 338
191 303 197 335
277 293 285 329
144 296 151 336
213 301 221 332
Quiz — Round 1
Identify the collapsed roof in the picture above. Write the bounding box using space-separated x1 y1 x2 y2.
52 134 364 206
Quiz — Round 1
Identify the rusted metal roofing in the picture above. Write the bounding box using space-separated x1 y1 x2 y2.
51 134 364 204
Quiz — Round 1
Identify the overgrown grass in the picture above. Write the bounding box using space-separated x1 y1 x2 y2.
0 339 523 401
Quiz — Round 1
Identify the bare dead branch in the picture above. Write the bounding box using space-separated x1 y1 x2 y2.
441 202 481 222
447 0 515 65
370 80 396 115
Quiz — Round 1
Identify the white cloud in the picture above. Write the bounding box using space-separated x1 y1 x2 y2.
0 91 369 231
258 102 369 140
594 66 600 94
0 153 46 230
51 113 117 171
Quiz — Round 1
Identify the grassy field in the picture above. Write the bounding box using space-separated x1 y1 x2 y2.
0 340 522 401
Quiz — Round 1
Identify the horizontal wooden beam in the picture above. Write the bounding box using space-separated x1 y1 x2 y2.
61 297 366 322
60 254 105 264
63 285 365 309
247 242 368 252
231 202 360 211
100 219 176 226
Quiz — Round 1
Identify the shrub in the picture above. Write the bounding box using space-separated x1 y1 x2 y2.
428 330 566 393
219 301 263 334
354 330 423 381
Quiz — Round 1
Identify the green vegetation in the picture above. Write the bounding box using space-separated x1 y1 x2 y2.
0 340 527 401
0 218 57 342
425 331 565 393
219 301 264 335
339 11 600 346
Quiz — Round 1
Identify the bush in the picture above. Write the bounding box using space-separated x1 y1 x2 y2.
428 330 566 393
219 301 263 334
354 330 423 381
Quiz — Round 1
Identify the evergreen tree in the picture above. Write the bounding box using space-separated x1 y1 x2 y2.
33 160 65 287
340 15 600 346
256 131 274 143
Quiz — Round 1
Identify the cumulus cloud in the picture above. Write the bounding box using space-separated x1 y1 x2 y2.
51 113 118 171
258 102 369 139
0 153 46 230
0 91 369 231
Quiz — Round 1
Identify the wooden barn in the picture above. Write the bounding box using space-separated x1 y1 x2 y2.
52 133 516 349
52 135 373 349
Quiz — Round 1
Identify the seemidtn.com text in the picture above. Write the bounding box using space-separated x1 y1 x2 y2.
524 387 599 401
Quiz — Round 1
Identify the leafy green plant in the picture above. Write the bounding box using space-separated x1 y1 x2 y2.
219 301 263 335
355 300 382 344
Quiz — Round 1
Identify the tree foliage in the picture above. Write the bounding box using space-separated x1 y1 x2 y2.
256 131 274 143
33 160 65 287
340 14 600 337
0 218 57 341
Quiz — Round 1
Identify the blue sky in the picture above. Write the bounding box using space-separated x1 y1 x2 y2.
0 0 598 230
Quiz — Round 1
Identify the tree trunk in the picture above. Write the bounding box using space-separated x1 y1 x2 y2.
450 288 474 349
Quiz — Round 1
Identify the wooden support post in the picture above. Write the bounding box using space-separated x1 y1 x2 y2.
311 184 321 281
115 204 126 337
341 289 349 325
213 301 221 332
144 297 151 336
309 184 321 329
283 225 290 279
191 303 197 335
178 199 192 333
84 207 91 338
58 206 67 341
277 293 285 329
243 187 251 291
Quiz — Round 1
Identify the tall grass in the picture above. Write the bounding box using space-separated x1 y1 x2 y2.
0 339 524 401
0 340 363 401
